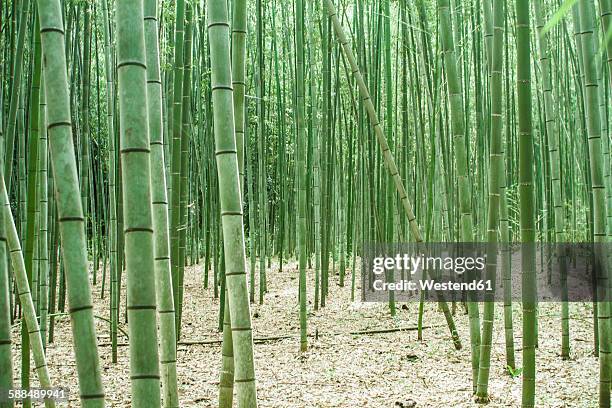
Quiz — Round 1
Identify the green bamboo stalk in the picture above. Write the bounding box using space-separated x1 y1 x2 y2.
247 126 257 304
256 0 267 305
176 1 194 339
4 0 29 188
170 0 186 335
37 0 105 404
438 0 480 392
295 0 308 352
38 75 49 351
516 0 537 406
144 0 180 405
79 0 92 231
218 291 234 407
233 0 247 194
22 13 43 398
207 0 259 405
382 0 394 314
320 1 331 309
309 0 322 310
0 124 12 408
533 0 569 360
324 0 420 243
99 0 119 364
219 0 249 401
116 0 162 405
476 0 504 400
573 1 610 406
2 176 54 408
498 2 515 369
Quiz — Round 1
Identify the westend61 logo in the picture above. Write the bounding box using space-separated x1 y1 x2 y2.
361 243 603 302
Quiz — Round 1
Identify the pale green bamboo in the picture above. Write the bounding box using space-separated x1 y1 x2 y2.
37 0 105 404
207 0 259 405
232 0 247 193
573 1 610 405
38 76 49 350
219 0 249 402
219 294 234 407
0 118 12 408
438 0 480 391
116 0 162 405
2 176 54 408
144 0 180 405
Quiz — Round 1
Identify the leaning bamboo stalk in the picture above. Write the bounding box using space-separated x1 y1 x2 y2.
36 0 106 404
324 0 421 243
323 0 461 351
22 14 43 398
0 88 13 408
2 176 55 408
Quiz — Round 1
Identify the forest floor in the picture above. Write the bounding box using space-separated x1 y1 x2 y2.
11 257 598 407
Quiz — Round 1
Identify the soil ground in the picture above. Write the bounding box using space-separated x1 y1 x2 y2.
10 258 598 407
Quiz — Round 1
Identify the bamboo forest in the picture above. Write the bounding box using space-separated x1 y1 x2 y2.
2 0 612 406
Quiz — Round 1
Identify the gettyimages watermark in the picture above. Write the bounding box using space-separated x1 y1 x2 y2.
361 243 610 302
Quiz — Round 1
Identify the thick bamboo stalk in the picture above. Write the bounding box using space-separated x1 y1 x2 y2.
116 0 162 405
573 1 610 406
36 0 105 404
207 0 259 405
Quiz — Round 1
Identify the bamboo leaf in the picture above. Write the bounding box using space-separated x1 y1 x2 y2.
542 0 578 35
507 365 524 378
